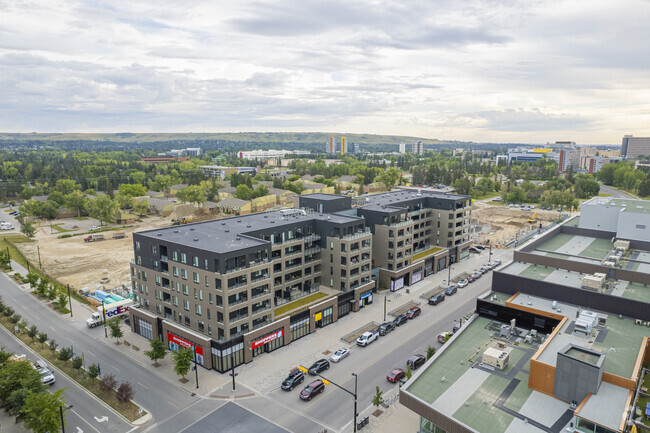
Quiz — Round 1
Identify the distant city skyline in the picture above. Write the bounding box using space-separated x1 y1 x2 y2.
1 1 649 144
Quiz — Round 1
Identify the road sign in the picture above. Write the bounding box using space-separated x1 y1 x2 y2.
298 365 307 373
322 379 330 385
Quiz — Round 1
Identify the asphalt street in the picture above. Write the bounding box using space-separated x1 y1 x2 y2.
0 271 196 432
598 184 636 199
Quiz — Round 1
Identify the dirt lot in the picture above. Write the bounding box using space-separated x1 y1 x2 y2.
471 201 563 246
17 206 218 291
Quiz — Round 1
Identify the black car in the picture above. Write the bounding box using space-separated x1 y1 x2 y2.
281 370 305 391
445 285 457 296
428 293 445 305
378 322 396 336
407 354 426 370
308 359 330 375
393 314 408 326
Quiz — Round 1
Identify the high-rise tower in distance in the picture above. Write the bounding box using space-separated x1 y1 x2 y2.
327 136 336 154
341 137 347 155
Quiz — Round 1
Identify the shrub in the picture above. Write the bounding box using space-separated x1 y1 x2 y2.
116 382 134 404
49 339 58 352
72 356 83 371
58 347 73 364
88 363 99 380
98 374 117 393
9 314 21 324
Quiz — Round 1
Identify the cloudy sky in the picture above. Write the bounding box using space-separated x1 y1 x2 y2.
1 0 649 143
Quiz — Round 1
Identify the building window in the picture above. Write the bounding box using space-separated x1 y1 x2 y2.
135 241 141 250
183 300 189 311
181 253 187 264
182 284 188 295
193 256 199 267
199 289 203 301
185 316 190 326
198 321 205 333
193 272 200 283
172 266 179 277
181 269 187 280
172 251 178 261
195 304 202 315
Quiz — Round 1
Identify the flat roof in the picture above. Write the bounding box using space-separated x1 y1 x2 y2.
403 292 646 433
300 193 346 201
564 347 602 366
135 210 363 253
584 196 650 214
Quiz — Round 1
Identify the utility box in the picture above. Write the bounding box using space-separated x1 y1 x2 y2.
482 346 512 370
581 273 606 291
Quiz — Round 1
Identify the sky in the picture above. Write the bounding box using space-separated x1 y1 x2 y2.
1 0 649 144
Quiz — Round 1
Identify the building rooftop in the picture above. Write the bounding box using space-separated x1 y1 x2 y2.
583 197 650 214
403 292 648 433
135 209 363 254
300 193 344 201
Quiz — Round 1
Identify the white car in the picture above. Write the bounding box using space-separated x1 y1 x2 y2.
330 348 350 363
90 226 101 231
457 279 468 288
356 331 378 347
1 224 14 230
39 367 56 385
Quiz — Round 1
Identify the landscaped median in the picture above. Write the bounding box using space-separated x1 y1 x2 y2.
0 305 147 422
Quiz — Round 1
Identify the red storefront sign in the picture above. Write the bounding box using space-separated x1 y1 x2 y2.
251 329 284 350
168 332 204 356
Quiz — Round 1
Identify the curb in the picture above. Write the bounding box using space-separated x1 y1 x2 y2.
0 321 139 427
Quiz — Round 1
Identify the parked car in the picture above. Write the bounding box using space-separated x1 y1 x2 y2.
472 272 481 280
387 368 406 383
357 331 379 346
457 279 468 288
485 263 494 270
494 259 502 266
466 275 474 283
378 322 395 336
330 348 350 363
479 267 488 274
405 307 421 319
557 207 562 212
428 293 445 305
300 380 325 401
453 323 461 333
445 285 457 296
393 314 409 326
469 246 482 254
308 359 330 375
508 204 513 208
407 354 426 370
281 370 305 391
475 245 485 250
90 225 101 231
541 206 547 210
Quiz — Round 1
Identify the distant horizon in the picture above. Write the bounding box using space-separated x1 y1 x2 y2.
0 131 625 147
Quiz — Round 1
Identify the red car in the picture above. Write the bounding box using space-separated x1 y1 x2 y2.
466 275 474 283
387 368 406 383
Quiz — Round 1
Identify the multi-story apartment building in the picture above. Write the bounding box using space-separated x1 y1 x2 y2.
129 190 470 372
622 135 650 158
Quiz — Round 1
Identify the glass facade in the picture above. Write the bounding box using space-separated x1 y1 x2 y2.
252 328 285 357
211 341 244 373
315 306 333 328
419 418 447 433
290 316 310 341
133 315 153 340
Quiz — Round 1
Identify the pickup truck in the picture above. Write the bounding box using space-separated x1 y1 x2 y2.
356 331 378 347
86 299 133 327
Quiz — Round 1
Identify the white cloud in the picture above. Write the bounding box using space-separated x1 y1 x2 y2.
0 0 649 143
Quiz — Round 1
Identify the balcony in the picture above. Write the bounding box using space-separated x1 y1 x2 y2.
251 289 271 300
304 234 321 244
160 255 168 262
228 281 248 291
304 246 321 256
229 312 249 323
285 261 303 270
341 228 371 241
224 259 270 275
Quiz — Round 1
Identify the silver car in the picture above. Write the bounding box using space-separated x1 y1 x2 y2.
330 348 350 363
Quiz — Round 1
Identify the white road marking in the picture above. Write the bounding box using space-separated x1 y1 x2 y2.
94 416 108 423
110 365 119 371
137 381 148 390
167 400 179 408
126 427 139 433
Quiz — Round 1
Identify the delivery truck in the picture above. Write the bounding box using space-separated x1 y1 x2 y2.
84 234 105 242
86 299 133 328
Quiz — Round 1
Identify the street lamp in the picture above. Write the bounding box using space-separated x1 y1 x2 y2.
299 366 358 432
447 263 452 287
383 296 391 322
60 404 73 433
193 346 199 389
101 299 107 338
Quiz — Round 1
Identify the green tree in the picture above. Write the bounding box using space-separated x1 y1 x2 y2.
177 185 207 206
58 347 73 365
49 339 58 353
371 386 384 408
27 325 38 341
21 389 67 433
118 183 147 197
234 184 254 200
130 171 147 185
253 184 269 198
426 345 436 360
172 347 193 381
72 356 83 372
20 219 36 239
376 167 401 191
87 196 117 226
0 358 45 409
108 317 123 343
144 338 167 367
37 332 48 348
64 190 87 217
98 374 117 394
405 364 412 379
114 193 134 210
638 179 650 197
88 363 100 381
133 200 149 216
35 200 59 220
55 179 80 195
9 313 21 324
56 293 68 310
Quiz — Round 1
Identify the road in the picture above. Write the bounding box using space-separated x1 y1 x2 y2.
0 246 511 433
157 248 513 433
0 271 196 432
599 184 637 199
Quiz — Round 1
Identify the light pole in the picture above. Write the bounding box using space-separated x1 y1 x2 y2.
383 296 391 322
193 346 199 389
230 352 236 391
60 404 73 433
447 262 452 287
352 373 358 433
101 299 107 338
67 284 73 317
488 244 492 263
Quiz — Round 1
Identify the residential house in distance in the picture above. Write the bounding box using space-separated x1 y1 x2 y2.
218 198 252 215
200 165 257 179
141 155 190 164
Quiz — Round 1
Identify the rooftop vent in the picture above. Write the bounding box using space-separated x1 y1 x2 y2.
237 219 242 222
194 238 199 241
173 229 179 233
247 224 251 228
225 229 229 232
221 222 226 225
157 232 162 236
236 236 241 240
190 227 194 231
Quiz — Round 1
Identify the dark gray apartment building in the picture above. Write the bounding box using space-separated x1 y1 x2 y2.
129 189 470 372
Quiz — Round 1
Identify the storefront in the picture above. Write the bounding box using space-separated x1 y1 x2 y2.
437 256 447 272
211 338 244 373
411 269 423 284
390 276 405 292
251 328 285 357
314 307 333 328
337 291 354 318
167 331 205 366
359 290 373 308
133 315 154 340
290 310 311 341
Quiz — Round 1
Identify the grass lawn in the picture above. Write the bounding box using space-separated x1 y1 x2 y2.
51 224 69 233
274 292 330 316
0 234 34 271
73 217 90 220
472 191 501 201
598 193 612 197
0 315 145 422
